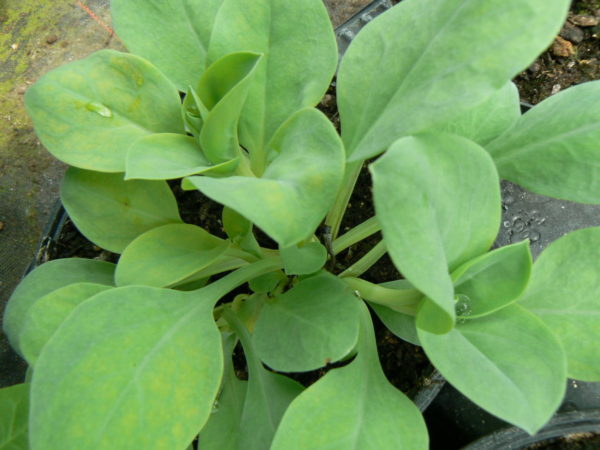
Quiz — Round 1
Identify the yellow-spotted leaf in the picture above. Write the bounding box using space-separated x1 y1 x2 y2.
24 50 183 172
30 286 223 450
111 0 224 90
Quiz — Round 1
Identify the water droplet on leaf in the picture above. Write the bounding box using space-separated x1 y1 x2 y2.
211 400 220 414
454 294 472 317
86 101 112 118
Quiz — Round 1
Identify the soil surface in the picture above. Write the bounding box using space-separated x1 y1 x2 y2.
515 0 600 104
526 432 600 449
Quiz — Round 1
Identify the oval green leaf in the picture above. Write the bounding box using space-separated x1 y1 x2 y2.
125 133 238 180
111 0 224 90
271 302 428 450
371 133 501 333
197 52 262 165
24 50 183 172
19 283 112 366
184 108 344 247
488 80 600 203
280 242 328 276
418 305 566 434
115 224 229 287
338 0 569 160
2 258 115 354
208 0 337 166
451 240 532 319
519 227 600 381
61 168 181 253
435 82 521 146
30 286 223 450
253 272 361 372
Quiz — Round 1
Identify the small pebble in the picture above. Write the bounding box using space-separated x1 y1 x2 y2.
527 61 541 73
46 35 58 45
10 43 18 50
560 22 584 43
570 15 599 27
551 36 575 57
551 84 561 95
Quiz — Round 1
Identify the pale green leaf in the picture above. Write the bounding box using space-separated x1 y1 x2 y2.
488 80 600 203
0 383 29 450
418 305 566 434
224 308 303 450
30 286 223 450
370 280 420 345
280 242 328 276
338 0 569 160
451 240 532 319
61 168 181 253
24 50 183 172
19 283 112 366
125 134 239 180
371 133 501 333
115 224 229 287
111 0 224 90
253 272 361 372
2 258 115 354
184 108 344 247
435 82 521 146
208 0 337 168
197 52 262 164
519 227 600 381
271 302 428 449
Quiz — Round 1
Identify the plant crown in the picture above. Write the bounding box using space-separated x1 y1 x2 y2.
3 0 600 448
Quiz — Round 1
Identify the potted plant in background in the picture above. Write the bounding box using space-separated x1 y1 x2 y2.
2 0 600 448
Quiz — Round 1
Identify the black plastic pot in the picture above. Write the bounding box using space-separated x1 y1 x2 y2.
463 409 600 449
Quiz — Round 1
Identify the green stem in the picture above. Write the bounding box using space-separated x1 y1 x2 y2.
343 277 422 315
202 256 283 299
332 216 380 255
234 150 256 177
325 160 363 240
339 240 387 278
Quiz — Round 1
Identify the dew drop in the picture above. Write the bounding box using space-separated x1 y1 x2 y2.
503 220 511 228
454 294 472 317
211 400 220 414
529 230 541 242
86 101 112 118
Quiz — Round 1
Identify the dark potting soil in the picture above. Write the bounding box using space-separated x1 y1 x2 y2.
514 0 600 104
525 432 600 450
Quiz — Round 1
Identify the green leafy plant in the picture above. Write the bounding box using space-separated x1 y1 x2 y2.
3 0 600 448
